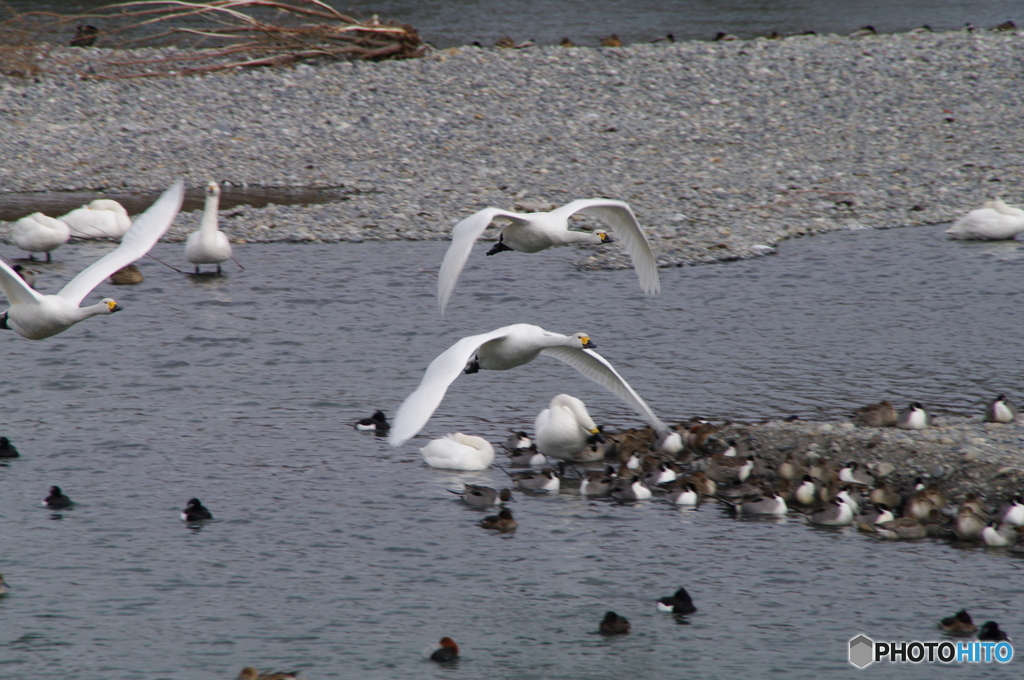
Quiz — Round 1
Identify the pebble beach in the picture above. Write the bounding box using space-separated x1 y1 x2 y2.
2 27 1023 500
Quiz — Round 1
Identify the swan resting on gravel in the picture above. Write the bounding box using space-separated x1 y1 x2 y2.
387 323 668 447
437 199 660 316
185 181 232 274
420 432 495 470
0 182 183 339
534 393 606 462
11 213 70 261
945 199 1024 240
61 199 132 239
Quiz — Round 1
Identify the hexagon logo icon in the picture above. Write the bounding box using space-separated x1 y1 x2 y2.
849 634 875 669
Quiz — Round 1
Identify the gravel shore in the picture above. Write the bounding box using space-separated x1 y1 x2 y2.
2 28 1023 267
3 28 1023 489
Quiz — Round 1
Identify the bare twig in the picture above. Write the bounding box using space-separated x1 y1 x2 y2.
0 0 425 79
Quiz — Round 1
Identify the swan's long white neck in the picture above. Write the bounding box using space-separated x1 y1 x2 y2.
200 189 221 235
552 394 597 431
560 230 604 245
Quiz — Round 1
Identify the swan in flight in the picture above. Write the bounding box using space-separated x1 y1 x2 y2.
387 323 667 446
185 181 233 274
61 199 132 239
0 182 183 340
945 199 1024 240
534 393 606 462
437 199 660 316
11 213 70 261
420 432 495 470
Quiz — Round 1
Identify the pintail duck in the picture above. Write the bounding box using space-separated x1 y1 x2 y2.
856 503 894 525
580 466 616 497
479 508 517 532
599 34 623 47
777 453 804 481
424 636 459 662
507 443 546 467
0 436 18 458
504 430 532 450
683 471 716 497
794 475 818 506
237 668 299 680
869 483 901 510
954 504 989 541
665 481 699 506
868 517 928 540
903 490 937 520
599 611 630 635
939 609 978 637
808 497 854 526
838 462 874 487
180 497 212 521
705 454 753 484
610 475 652 501
509 467 560 492
355 410 390 433
853 401 898 427
734 493 788 517
985 395 1017 423
109 264 143 285
982 521 1023 547
897 403 931 430
450 485 513 509
657 587 696 614
995 495 1024 526
644 462 677 486
43 485 73 509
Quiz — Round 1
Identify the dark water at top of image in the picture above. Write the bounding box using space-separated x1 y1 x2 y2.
1 225 1023 677
3 0 1021 46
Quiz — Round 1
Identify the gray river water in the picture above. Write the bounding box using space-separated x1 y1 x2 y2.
3 0 1021 47
1 226 1022 678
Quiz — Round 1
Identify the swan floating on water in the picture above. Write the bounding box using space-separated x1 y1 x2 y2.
437 199 659 316
534 393 605 462
61 198 132 239
11 213 70 261
387 323 668 446
419 432 495 470
945 199 1024 240
0 182 183 339
185 181 233 274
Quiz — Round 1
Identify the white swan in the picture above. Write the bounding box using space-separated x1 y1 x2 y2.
0 182 183 340
185 181 233 274
534 393 604 462
420 432 495 470
437 199 660 316
945 199 1024 240
11 213 70 261
387 323 667 446
61 199 132 239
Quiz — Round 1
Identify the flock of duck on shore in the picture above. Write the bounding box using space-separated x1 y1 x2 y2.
3 175 1023 669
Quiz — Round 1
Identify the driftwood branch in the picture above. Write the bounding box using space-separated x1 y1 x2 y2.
0 0 426 79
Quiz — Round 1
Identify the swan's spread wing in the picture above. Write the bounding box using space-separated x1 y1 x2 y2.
389 326 516 446
438 207 529 317
0 260 45 306
58 182 184 305
555 199 660 295
541 346 668 434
